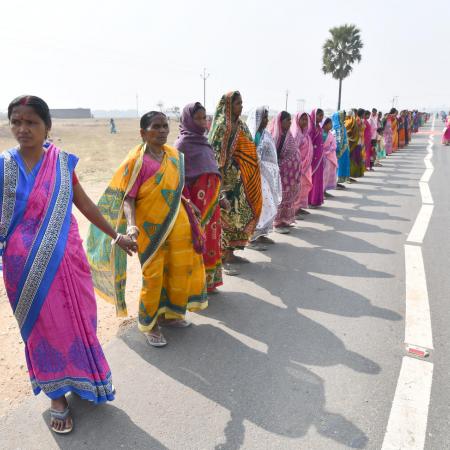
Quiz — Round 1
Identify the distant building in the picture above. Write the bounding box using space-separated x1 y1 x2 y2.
50 108 92 119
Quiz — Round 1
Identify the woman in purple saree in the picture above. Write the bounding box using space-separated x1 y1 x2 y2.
308 108 325 207
1 96 136 433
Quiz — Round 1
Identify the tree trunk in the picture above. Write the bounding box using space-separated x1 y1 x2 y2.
337 78 342 110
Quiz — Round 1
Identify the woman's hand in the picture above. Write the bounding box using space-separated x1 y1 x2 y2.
116 234 138 256
219 197 232 212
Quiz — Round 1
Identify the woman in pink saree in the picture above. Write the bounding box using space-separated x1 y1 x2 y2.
322 118 338 196
442 113 450 145
1 96 136 433
383 114 393 155
363 111 373 171
308 108 325 207
268 111 301 234
291 111 313 216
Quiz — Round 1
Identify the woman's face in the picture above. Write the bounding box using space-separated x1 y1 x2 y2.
193 108 207 129
259 110 269 131
281 116 291 132
232 95 243 119
316 110 324 124
9 105 48 149
324 121 332 132
141 115 169 147
299 113 308 130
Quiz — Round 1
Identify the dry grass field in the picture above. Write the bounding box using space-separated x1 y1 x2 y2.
0 118 181 415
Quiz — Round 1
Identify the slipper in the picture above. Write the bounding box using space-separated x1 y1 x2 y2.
297 209 310 215
223 263 240 276
247 243 268 251
275 227 290 234
145 330 167 347
50 406 73 434
255 236 275 245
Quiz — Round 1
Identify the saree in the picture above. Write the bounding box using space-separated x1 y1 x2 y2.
268 112 301 227
391 116 399 151
247 107 281 238
291 111 313 210
308 109 324 206
322 130 338 190
363 118 372 169
442 117 450 144
398 117 406 148
383 117 393 155
1 143 114 402
332 111 350 182
87 144 207 333
208 92 262 249
175 103 222 292
345 113 364 177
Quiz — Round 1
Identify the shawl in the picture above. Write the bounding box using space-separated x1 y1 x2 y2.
208 91 262 223
174 102 220 184
1 144 77 341
86 144 186 317
291 111 313 173
268 112 298 164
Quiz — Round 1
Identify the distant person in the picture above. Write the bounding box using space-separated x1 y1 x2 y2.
308 108 325 207
345 110 363 178
383 112 393 156
87 111 208 348
322 117 338 197
208 91 262 269
291 111 314 214
110 118 117 134
174 102 224 292
369 108 379 166
363 110 373 171
332 110 351 186
246 106 281 246
1 95 136 434
268 111 300 233
442 113 450 146
390 108 399 151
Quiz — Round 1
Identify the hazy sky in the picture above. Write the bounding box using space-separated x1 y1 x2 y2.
1 0 448 115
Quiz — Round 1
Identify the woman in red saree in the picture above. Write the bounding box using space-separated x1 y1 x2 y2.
175 102 223 293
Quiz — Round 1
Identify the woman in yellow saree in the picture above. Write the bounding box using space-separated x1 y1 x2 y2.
87 112 207 347
390 108 399 151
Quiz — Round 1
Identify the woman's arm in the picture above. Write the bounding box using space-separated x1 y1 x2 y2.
123 196 139 242
73 182 137 255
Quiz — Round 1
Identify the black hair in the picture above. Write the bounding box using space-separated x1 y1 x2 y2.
192 102 205 115
280 111 291 121
8 95 52 129
372 108 377 113
365 110 370 116
323 118 332 127
316 108 324 115
231 91 241 102
389 108 397 114
357 108 365 117
140 111 167 129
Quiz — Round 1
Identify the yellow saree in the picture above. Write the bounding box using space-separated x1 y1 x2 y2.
87 144 207 332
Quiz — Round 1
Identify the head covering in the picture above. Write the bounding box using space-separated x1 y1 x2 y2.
246 106 269 139
291 111 312 148
208 91 253 168
174 102 220 184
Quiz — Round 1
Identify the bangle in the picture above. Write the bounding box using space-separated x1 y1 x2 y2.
111 233 123 246
126 225 139 235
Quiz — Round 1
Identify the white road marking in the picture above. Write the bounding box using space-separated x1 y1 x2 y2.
420 168 434 183
381 357 433 450
383 118 435 450
419 182 433 204
407 204 434 243
404 244 433 350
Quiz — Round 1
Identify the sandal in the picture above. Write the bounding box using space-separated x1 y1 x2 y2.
247 242 267 251
223 264 240 276
145 328 167 347
275 227 290 234
50 406 73 434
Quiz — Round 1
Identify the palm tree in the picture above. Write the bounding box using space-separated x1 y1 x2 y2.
322 24 363 110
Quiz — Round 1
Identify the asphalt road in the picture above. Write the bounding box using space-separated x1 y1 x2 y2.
0 123 445 450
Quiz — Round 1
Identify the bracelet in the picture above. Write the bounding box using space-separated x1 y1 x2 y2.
111 233 123 246
126 225 140 235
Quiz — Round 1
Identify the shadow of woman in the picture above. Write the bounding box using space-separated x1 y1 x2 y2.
44 399 168 450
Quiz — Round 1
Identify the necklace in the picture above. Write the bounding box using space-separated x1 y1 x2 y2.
146 145 164 162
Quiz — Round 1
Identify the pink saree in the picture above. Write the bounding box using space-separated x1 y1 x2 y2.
322 131 338 191
291 112 313 210
1 143 114 403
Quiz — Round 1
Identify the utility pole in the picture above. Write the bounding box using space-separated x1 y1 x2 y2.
285 90 289 111
200 68 210 109
297 98 305 112
392 96 399 108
